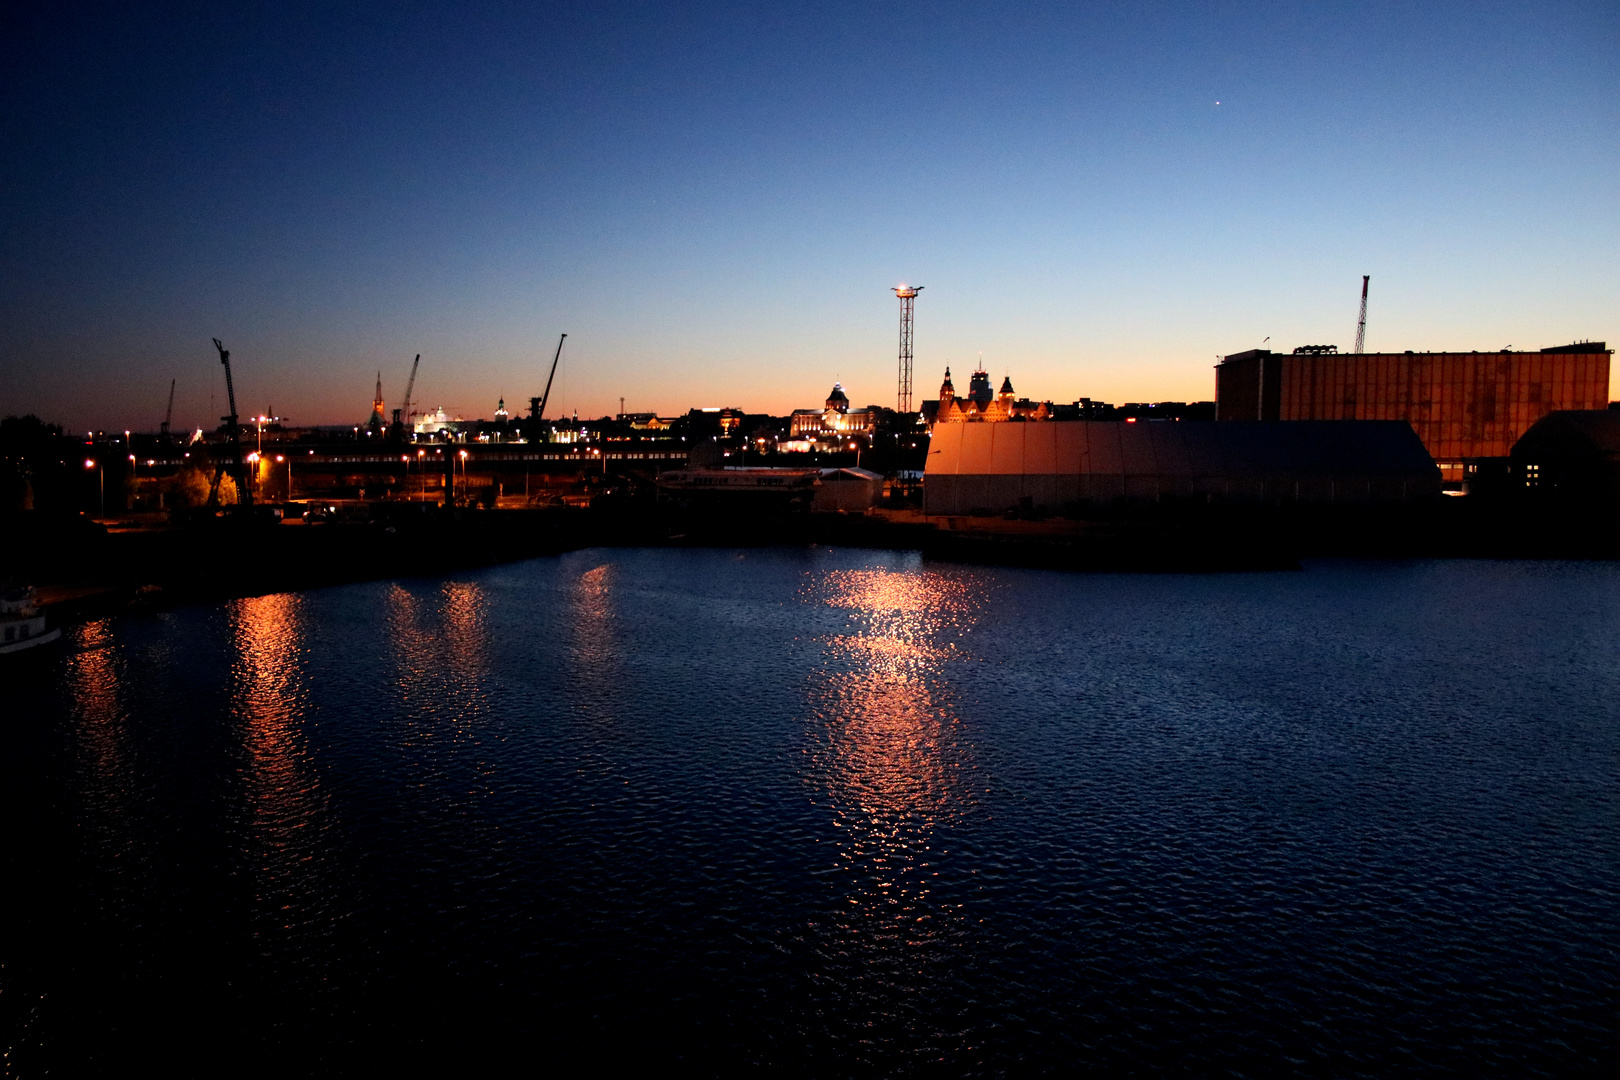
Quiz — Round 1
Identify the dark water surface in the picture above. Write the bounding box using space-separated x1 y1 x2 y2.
3 549 1617 1074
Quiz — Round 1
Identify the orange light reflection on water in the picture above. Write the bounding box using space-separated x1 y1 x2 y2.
800 563 988 991
228 592 331 939
64 619 135 863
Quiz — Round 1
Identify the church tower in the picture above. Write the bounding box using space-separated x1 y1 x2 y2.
366 371 386 432
939 367 955 409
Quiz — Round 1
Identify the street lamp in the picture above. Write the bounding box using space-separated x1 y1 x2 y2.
276 454 288 500
84 458 103 517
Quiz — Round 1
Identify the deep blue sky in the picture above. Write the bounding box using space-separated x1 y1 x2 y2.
3 1 1615 431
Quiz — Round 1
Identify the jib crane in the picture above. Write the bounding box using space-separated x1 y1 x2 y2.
393 353 420 430
528 333 567 422
1353 276 1369 354
207 338 253 508
160 378 175 438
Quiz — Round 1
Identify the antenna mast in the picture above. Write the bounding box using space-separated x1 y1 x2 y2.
893 285 922 413
1354 275 1369 354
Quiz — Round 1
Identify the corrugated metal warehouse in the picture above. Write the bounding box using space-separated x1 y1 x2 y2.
1214 342 1610 482
923 421 1439 515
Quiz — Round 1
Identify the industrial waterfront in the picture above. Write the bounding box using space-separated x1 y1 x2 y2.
4 549 1616 1073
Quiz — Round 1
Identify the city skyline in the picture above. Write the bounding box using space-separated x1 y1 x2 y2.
3 1 1615 432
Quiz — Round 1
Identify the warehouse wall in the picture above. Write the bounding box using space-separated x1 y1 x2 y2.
923 420 1439 515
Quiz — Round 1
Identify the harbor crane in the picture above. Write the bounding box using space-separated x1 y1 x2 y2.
1353 276 1369 354
528 333 567 423
206 338 253 508
160 378 175 438
393 353 420 431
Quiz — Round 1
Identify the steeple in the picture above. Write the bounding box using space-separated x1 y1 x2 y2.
939 366 955 407
367 371 386 432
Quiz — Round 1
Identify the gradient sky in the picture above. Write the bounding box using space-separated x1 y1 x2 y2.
3 1 1616 432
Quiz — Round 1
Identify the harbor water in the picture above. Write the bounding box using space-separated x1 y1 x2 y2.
3 549 1617 1073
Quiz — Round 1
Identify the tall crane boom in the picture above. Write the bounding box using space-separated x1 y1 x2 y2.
1354 275 1369 354
209 338 252 507
161 378 175 437
401 354 420 425
530 333 567 422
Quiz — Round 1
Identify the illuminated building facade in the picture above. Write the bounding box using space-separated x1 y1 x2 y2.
790 384 878 446
1215 342 1611 482
929 366 1050 424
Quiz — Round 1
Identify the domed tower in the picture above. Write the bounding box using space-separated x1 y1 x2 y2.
939 367 955 409
825 383 850 413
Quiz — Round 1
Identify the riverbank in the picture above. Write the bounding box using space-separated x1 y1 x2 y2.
5 496 1619 620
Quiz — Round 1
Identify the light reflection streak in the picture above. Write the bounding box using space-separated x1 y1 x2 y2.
567 563 624 718
64 619 136 868
798 562 989 1037
384 580 494 733
228 593 331 947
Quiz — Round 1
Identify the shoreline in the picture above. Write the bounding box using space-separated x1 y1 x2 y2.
7 499 1620 619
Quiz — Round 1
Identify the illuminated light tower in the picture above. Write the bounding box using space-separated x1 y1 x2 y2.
893 284 923 413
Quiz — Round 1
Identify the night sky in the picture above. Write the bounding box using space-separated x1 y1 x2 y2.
3 1 1615 432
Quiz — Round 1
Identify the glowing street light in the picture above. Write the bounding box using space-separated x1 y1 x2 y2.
84 458 103 517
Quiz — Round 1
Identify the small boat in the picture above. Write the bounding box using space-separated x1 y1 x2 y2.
0 588 63 656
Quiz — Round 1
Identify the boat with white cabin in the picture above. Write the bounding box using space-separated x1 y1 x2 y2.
0 588 62 656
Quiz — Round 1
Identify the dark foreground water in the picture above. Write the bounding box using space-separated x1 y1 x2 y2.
3 549 1617 1075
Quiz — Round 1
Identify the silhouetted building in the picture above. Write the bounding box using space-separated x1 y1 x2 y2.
1505 410 1620 499
1215 342 1611 485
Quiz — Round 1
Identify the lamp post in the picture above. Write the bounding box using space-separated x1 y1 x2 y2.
84 458 103 517
128 453 137 510
458 449 468 505
276 454 288 501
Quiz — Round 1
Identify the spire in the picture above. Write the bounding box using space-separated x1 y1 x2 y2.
999 375 1014 395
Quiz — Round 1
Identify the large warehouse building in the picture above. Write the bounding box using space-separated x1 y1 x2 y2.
1214 342 1610 483
923 420 1438 515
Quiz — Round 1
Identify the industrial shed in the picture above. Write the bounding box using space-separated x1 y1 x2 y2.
923 420 1439 515
1508 410 1620 499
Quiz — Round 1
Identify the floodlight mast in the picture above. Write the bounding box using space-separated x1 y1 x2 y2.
893 285 922 413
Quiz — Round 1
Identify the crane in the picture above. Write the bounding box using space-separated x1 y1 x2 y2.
528 333 567 424
1353 275 1369 354
160 378 175 438
206 338 253 508
393 353 420 431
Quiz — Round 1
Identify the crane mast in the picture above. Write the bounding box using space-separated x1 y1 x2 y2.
529 333 567 426
161 378 175 437
209 338 252 507
399 354 420 427
1354 275 1369 354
